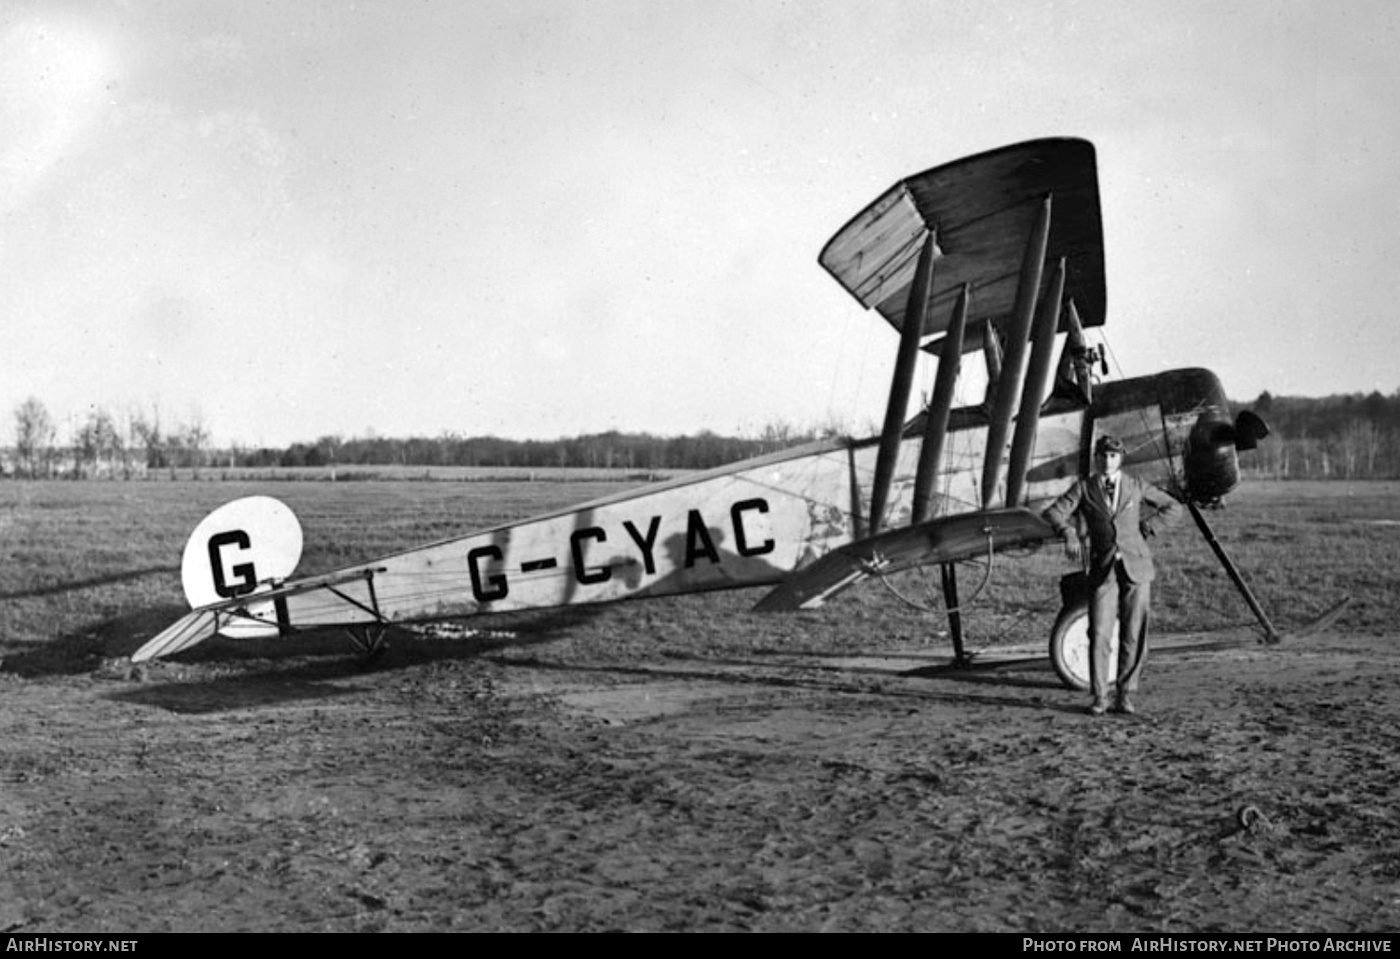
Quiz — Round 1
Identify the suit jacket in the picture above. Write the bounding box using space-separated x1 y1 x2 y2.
1043 472 1182 584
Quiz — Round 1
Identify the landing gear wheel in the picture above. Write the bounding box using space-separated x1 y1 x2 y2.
1049 603 1118 691
347 624 390 667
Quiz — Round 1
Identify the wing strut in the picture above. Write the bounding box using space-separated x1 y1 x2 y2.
1005 257 1067 506
940 563 969 665
869 232 937 535
981 194 1052 508
912 284 969 523
981 322 1004 405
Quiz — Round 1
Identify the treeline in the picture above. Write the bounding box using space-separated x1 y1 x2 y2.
263 428 814 472
1242 390 1400 480
11 391 1400 481
4 396 831 478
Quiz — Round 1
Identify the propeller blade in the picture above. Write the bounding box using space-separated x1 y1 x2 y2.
1233 410 1270 451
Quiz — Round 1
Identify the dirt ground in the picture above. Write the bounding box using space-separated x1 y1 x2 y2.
2 616 1398 933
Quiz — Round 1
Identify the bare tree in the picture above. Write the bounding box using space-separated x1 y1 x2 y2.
13 396 56 478
759 419 798 454
1339 419 1382 478
176 412 210 476
315 434 344 479
129 403 169 471
75 408 124 478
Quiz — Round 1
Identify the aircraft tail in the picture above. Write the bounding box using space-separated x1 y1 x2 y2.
131 609 220 663
133 495 307 663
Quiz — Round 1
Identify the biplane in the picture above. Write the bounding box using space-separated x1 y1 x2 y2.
134 138 1327 688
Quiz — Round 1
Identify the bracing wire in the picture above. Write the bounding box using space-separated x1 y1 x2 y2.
858 527 998 615
826 307 878 438
1099 330 1203 495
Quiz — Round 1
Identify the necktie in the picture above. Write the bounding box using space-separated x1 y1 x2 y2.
1104 478 1116 502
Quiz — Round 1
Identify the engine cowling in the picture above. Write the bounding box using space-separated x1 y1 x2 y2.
1184 409 1270 505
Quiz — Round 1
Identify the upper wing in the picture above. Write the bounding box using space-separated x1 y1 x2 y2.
819 138 1104 353
753 508 1056 611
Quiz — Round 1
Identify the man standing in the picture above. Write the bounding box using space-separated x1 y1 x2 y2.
1043 434 1182 716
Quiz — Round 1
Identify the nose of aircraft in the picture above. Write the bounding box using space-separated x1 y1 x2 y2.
1183 406 1270 505
1183 411 1241 504
1154 368 1269 506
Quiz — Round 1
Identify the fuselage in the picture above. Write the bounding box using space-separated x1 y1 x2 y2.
257 368 1238 631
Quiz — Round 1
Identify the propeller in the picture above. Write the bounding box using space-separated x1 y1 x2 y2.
1181 408 1270 505
1232 410 1270 451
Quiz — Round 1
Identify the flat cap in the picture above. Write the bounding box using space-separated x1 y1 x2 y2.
1095 434 1125 455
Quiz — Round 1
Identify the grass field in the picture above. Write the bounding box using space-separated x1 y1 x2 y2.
3 477 1399 932
2 477 1395 675
152 464 686 484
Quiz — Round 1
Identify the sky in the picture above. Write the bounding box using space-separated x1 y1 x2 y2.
3 0 1398 449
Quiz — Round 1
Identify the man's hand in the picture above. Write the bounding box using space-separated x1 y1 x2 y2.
1062 531 1082 564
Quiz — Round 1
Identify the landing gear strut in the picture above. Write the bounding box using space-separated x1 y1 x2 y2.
939 562 975 667
347 624 390 667
1184 499 1349 645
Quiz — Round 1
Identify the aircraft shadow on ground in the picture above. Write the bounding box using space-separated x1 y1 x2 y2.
902 658 1066 690
738 643 1067 690
12 593 1073 715
103 606 606 714
486 647 1084 716
1 570 183 679
0 566 179 601
1 602 191 679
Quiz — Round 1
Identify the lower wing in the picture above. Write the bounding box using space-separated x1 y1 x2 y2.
753 508 1055 611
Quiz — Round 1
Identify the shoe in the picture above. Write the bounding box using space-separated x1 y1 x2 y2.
1088 699 1109 716
1115 695 1137 715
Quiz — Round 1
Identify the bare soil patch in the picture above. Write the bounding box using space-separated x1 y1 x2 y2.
3 620 1397 932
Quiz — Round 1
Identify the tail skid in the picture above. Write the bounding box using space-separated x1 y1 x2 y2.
1273 596 1352 645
